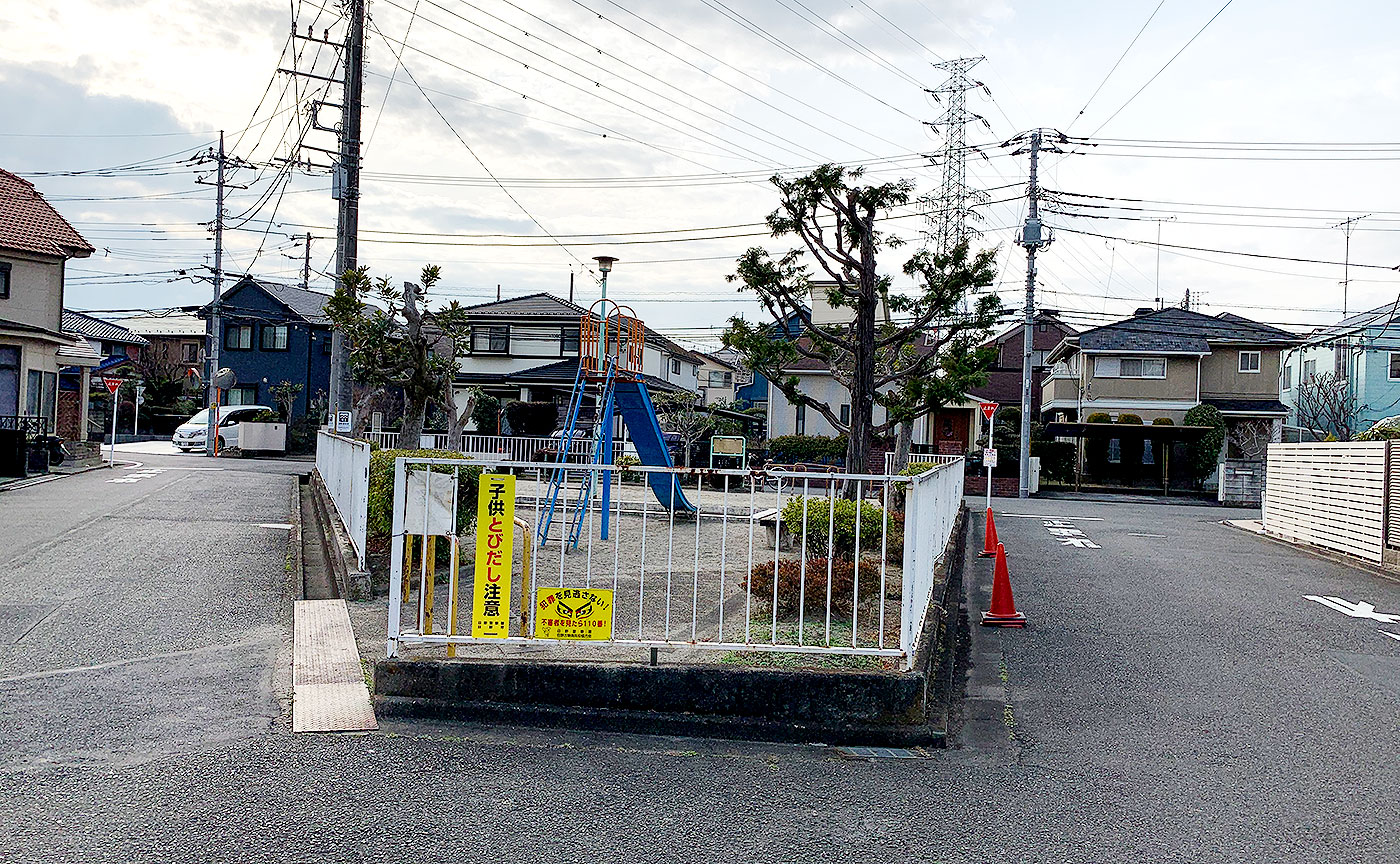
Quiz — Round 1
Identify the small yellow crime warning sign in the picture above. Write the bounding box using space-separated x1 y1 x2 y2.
471 473 515 638
533 587 614 641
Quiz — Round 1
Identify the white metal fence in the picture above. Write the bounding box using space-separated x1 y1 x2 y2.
883 451 964 475
362 431 598 462
385 457 964 669
315 430 370 570
1263 442 1388 563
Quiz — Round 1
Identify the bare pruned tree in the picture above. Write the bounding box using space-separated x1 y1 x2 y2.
1293 373 1359 441
1227 418 1273 459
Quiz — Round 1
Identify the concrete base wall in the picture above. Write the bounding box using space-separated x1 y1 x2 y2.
375 509 969 745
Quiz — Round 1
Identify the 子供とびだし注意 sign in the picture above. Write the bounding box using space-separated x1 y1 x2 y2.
534 588 614 641
471 473 515 638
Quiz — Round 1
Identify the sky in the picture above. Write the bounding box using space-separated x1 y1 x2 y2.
3 0 1399 349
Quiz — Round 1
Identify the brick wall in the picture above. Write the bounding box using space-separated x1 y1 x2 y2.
57 390 82 441
964 474 1021 497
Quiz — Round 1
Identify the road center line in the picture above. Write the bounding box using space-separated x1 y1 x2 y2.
1128 533 1167 538
999 513 1105 521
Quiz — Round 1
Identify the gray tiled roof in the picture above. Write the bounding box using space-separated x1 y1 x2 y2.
199 277 333 324
462 291 706 365
61 310 149 346
1078 308 1296 353
1201 397 1289 414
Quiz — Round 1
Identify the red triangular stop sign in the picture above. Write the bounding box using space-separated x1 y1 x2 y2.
102 377 124 395
980 401 998 420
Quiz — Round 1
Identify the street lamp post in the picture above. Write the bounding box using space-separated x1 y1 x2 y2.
593 255 618 300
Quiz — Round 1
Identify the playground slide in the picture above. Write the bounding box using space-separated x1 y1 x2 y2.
611 379 697 513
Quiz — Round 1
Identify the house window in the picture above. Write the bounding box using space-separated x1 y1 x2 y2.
1334 345 1348 380
670 358 681 375
560 327 580 356
0 262 10 299
261 324 289 351
322 335 332 355
1283 363 1293 390
1303 358 1316 380
1390 353 1400 381
839 403 850 426
795 402 806 435
707 371 732 388
25 370 56 428
225 386 258 406
182 342 201 363
1095 357 1165 378
225 324 253 350
101 342 127 358
471 325 509 353
1238 351 1261 373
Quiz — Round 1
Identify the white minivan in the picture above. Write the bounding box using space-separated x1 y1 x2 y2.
171 405 274 452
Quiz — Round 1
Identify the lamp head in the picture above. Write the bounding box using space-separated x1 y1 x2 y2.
592 255 618 275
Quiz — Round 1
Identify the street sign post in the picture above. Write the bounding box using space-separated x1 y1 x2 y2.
133 384 145 438
101 377 123 465
979 402 998 509
335 411 352 434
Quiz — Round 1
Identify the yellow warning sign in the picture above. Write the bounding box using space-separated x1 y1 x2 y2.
471 473 515 638
533 588 614 641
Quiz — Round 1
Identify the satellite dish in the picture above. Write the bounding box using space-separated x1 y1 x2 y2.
212 368 237 390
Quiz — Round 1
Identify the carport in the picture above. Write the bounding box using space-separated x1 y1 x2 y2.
1043 421 1216 495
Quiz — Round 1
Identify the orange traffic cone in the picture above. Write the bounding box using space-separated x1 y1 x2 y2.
979 507 999 558
981 542 1026 628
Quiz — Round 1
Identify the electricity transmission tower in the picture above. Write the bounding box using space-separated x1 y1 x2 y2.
924 57 992 255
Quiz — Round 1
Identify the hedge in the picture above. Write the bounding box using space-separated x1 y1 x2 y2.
1182 404 1227 482
766 434 847 465
503 400 559 436
367 449 481 540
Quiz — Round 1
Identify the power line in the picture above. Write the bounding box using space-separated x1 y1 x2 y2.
1066 1 1164 132
1054 225 1400 271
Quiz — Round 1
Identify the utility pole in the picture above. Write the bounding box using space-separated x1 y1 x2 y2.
1007 129 1066 499
329 0 365 418
924 57 992 256
1334 215 1368 317
206 131 226 458
300 233 313 291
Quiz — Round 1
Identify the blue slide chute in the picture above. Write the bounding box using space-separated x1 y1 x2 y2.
612 379 696 513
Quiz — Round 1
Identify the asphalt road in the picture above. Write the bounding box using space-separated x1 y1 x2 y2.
1 470 1397 862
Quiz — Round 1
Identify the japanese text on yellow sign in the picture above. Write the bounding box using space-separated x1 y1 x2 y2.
534 588 614 641
472 473 515 638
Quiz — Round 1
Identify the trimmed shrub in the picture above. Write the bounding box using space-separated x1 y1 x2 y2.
1152 417 1174 426
615 453 641 482
766 434 847 465
367 449 481 540
1116 413 1143 425
781 496 885 555
1085 412 1112 424
471 392 500 434
1183 403 1227 483
745 556 883 618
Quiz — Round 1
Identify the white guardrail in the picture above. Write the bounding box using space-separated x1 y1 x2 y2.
315 430 370 570
385 457 965 669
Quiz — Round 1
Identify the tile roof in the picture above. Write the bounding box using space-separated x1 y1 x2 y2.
457 358 684 393
200 276 333 324
62 310 149 346
1201 397 1289 415
0 169 95 259
1076 307 1297 353
461 291 705 364
110 312 207 338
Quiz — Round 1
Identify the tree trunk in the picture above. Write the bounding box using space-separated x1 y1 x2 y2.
844 206 878 496
894 418 914 472
445 383 475 451
397 393 428 449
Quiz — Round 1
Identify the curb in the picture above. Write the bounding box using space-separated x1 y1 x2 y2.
1220 520 1400 587
0 461 111 493
309 469 371 600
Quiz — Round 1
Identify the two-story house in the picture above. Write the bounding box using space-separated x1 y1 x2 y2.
1041 307 1298 446
969 311 1077 417
452 292 702 430
0 168 102 450
197 276 333 418
115 311 207 392
1279 302 1400 439
696 352 739 405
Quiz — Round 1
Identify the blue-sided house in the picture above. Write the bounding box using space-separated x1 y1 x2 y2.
1281 302 1400 439
197 277 332 419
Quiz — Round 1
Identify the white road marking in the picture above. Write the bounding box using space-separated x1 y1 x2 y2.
108 467 169 484
1304 595 1400 624
1038 518 1101 549
1128 533 1167 538
1000 513 1104 521
257 523 294 530
1382 631 1400 642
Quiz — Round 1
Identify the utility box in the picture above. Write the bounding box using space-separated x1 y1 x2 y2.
239 422 287 453
1219 459 1264 506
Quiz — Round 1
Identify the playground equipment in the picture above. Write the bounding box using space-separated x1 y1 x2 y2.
535 299 695 550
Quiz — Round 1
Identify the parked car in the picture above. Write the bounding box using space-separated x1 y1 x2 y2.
171 405 275 452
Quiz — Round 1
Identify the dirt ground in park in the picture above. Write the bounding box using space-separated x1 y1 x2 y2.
347 472 931 672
